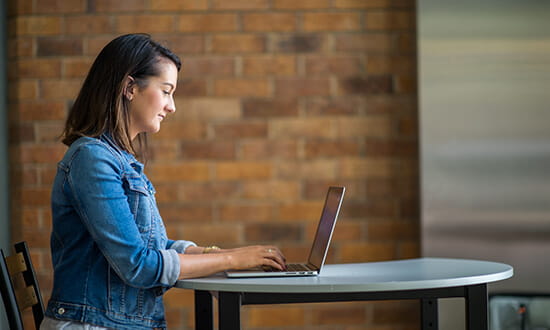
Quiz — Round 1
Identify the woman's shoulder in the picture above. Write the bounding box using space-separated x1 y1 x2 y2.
62 136 125 167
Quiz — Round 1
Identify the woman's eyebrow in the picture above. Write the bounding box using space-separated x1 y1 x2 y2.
161 82 175 90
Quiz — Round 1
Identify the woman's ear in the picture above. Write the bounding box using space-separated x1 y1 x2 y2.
124 76 136 101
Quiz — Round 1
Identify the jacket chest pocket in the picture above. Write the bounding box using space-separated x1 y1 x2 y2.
123 175 155 234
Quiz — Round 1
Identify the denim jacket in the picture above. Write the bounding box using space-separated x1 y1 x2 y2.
45 135 196 329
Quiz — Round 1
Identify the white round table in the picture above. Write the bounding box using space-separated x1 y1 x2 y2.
176 258 513 330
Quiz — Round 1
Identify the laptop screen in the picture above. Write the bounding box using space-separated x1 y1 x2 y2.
307 186 345 269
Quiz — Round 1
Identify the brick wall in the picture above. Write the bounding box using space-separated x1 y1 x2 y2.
7 0 420 329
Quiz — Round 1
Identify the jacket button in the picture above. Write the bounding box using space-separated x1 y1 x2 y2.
58 307 65 315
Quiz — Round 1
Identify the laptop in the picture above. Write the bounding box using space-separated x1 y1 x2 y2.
225 186 345 278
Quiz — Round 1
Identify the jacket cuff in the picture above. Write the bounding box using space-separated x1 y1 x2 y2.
169 240 197 253
159 249 181 286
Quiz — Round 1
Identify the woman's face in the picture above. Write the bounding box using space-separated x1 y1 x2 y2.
128 59 178 140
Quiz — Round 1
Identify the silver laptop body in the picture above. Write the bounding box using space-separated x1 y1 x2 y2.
225 186 345 278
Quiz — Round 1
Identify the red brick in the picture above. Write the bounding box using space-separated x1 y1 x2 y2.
178 14 237 32
92 0 147 12
239 140 298 159
155 35 204 54
366 11 414 30
16 59 61 78
181 57 234 77
269 118 335 139
151 0 208 11
367 55 414 75
213 121 267 139
273 0 330 9
241 181 300 201
41 79 82 99
19 102 66 121
85 36 115 56
8 37 33 58
367 220 418 240
372 300 419 324
211 0 269 10
117 15 174 33
9 123 35 143
148 141 179 162
336 116 392 138
172 98 241 121
178 182 240 202
21 144 66 164
219 203 273 222
332 221 363 241
242 99 298 118
65 15 114 35
279 201 324 221
35 0 86 13
338 75 393 95
9 80 39 100
8 0 33 16
335 33 393 52
340 242 395 262
303 12 361 32
334 0 389 8
14 16 62 35
39 166 58 185
305 140 361 159
247 306 305 327
344 199 399 218
147 162 210 182
305 97 361 116
153 121 207 140
175 78 208 97
181 141 235 159
181 223 241 244
37 37 83 56
243 13 297 32
339 158 393 179
63 58 94 78
271 34 327 53
20 187 51 207
215 161 272 180
35 120 65 142
160 205 213 223
245 223 302 242
276 160 337 180
214 78 271 97
310 304 367 325
305 55 363 76
275 78 329 97
242 55 296 76
211 34 265 53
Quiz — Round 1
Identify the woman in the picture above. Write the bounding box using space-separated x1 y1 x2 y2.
41 34 286 330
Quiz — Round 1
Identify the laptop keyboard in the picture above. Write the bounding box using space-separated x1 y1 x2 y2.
262 263 313 272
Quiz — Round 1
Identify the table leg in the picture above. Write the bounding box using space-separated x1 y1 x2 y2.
421 298 438 330
218 292 242 330
465 284 488 330
195 290 213 330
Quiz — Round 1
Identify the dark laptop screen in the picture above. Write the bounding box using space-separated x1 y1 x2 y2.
307 186 345 269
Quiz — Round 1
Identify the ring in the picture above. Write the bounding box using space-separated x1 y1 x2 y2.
267 249 273 253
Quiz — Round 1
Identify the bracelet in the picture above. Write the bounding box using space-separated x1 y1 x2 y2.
203 245 221 254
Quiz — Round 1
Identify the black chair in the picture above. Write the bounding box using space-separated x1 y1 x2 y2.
0 241 45 330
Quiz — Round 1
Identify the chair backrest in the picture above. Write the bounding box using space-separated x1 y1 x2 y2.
0 241 45 330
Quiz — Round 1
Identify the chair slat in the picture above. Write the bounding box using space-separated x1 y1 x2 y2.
15 285 39 310
5 252 27 276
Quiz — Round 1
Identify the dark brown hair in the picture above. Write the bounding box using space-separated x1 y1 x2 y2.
62 34 181 156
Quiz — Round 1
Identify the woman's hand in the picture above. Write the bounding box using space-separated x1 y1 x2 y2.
178 245 287 279
224 245 287 271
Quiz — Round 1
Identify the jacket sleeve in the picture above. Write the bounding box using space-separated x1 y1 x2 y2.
66 143 177 288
